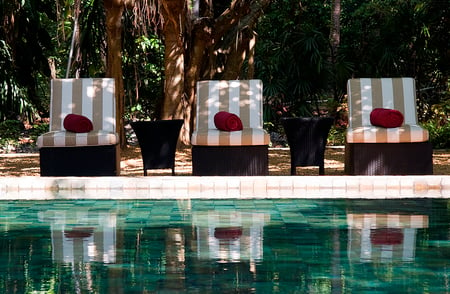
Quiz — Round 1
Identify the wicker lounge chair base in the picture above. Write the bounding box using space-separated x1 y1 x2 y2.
192 145 268 176
345 142 433 175
40 145 120 176
131 120 183 176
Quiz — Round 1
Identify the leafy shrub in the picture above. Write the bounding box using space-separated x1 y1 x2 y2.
422 99 450 149
27 123 49 142
423 120 450 149
327 126 346 146
0 120 49 153
0 120 24 139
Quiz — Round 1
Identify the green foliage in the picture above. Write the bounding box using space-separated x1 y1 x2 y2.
255 0 450 142
67 0 107 78
0 120 24 139
0 0 55 122
423 120 450 149
327 126 346 146
256 0 334 118
0 120 48 153
0 0 449 150
422 98 450 149
340 0 449 105
28 123 49 141
122 29 165 120
0 120 24 152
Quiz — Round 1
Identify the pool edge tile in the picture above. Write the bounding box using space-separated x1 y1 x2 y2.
0 176 449 200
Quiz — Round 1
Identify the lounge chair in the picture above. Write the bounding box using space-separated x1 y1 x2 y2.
345 77 433 175
37 78 120 176
191 80 270 176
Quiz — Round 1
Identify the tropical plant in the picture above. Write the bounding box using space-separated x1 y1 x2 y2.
0 0 449 150
256 0 343 120
0 1 55 122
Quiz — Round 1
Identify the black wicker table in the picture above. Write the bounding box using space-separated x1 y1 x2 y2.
280 117 334 175
130 120 183 176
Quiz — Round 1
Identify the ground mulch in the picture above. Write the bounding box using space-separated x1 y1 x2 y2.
1 146 449 177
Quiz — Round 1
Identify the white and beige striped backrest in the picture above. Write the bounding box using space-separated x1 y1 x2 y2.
347 78 419 128
50 78 116 132
195 80 263 130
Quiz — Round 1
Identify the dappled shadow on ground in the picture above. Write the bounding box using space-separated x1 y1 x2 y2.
1 146 449 177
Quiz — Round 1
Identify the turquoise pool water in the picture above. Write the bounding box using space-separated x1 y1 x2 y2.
0 199 448 293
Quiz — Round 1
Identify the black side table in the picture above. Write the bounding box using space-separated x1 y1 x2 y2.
280 117 334 175
130 120 183 176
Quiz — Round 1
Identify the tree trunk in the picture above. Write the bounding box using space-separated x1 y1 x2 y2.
184 18 212 143
159 0 271 145
330 0 341 64
160 0 188 143
104 0 134 149
330 0 341 102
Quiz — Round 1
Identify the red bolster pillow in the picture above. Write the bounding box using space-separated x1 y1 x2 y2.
370 108 404 128
63 114 94 133
214 111 243 132
371 228 403 245
214 227 243 240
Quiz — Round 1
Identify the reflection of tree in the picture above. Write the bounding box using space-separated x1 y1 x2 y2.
165 228 186 290
0 227 53 293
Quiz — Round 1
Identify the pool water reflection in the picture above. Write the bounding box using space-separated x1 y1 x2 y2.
0 199 448 293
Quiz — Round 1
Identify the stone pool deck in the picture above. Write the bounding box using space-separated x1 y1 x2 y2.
1 175 449 200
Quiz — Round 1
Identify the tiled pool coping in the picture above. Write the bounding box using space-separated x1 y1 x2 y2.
0 175 449 200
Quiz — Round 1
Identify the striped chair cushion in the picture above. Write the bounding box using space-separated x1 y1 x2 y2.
192 128 269 145
38 130 118 147
191 80 270 146
37 78 118 148
346 78 429 143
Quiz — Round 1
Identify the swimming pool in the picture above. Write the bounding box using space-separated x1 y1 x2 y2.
0 198 448 293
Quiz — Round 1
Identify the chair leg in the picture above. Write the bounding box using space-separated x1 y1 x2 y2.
171 167 175 176
291 164 296 175
144 169 147 176
319 164 325 175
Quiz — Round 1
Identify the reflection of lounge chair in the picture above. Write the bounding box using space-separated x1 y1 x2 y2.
192 211 269 262
345 78 433 175
39 210 117 264
191 80 270 176
37 78 120 176
347 213 428 263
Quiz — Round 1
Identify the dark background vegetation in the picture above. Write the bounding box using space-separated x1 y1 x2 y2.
0 0 449 152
